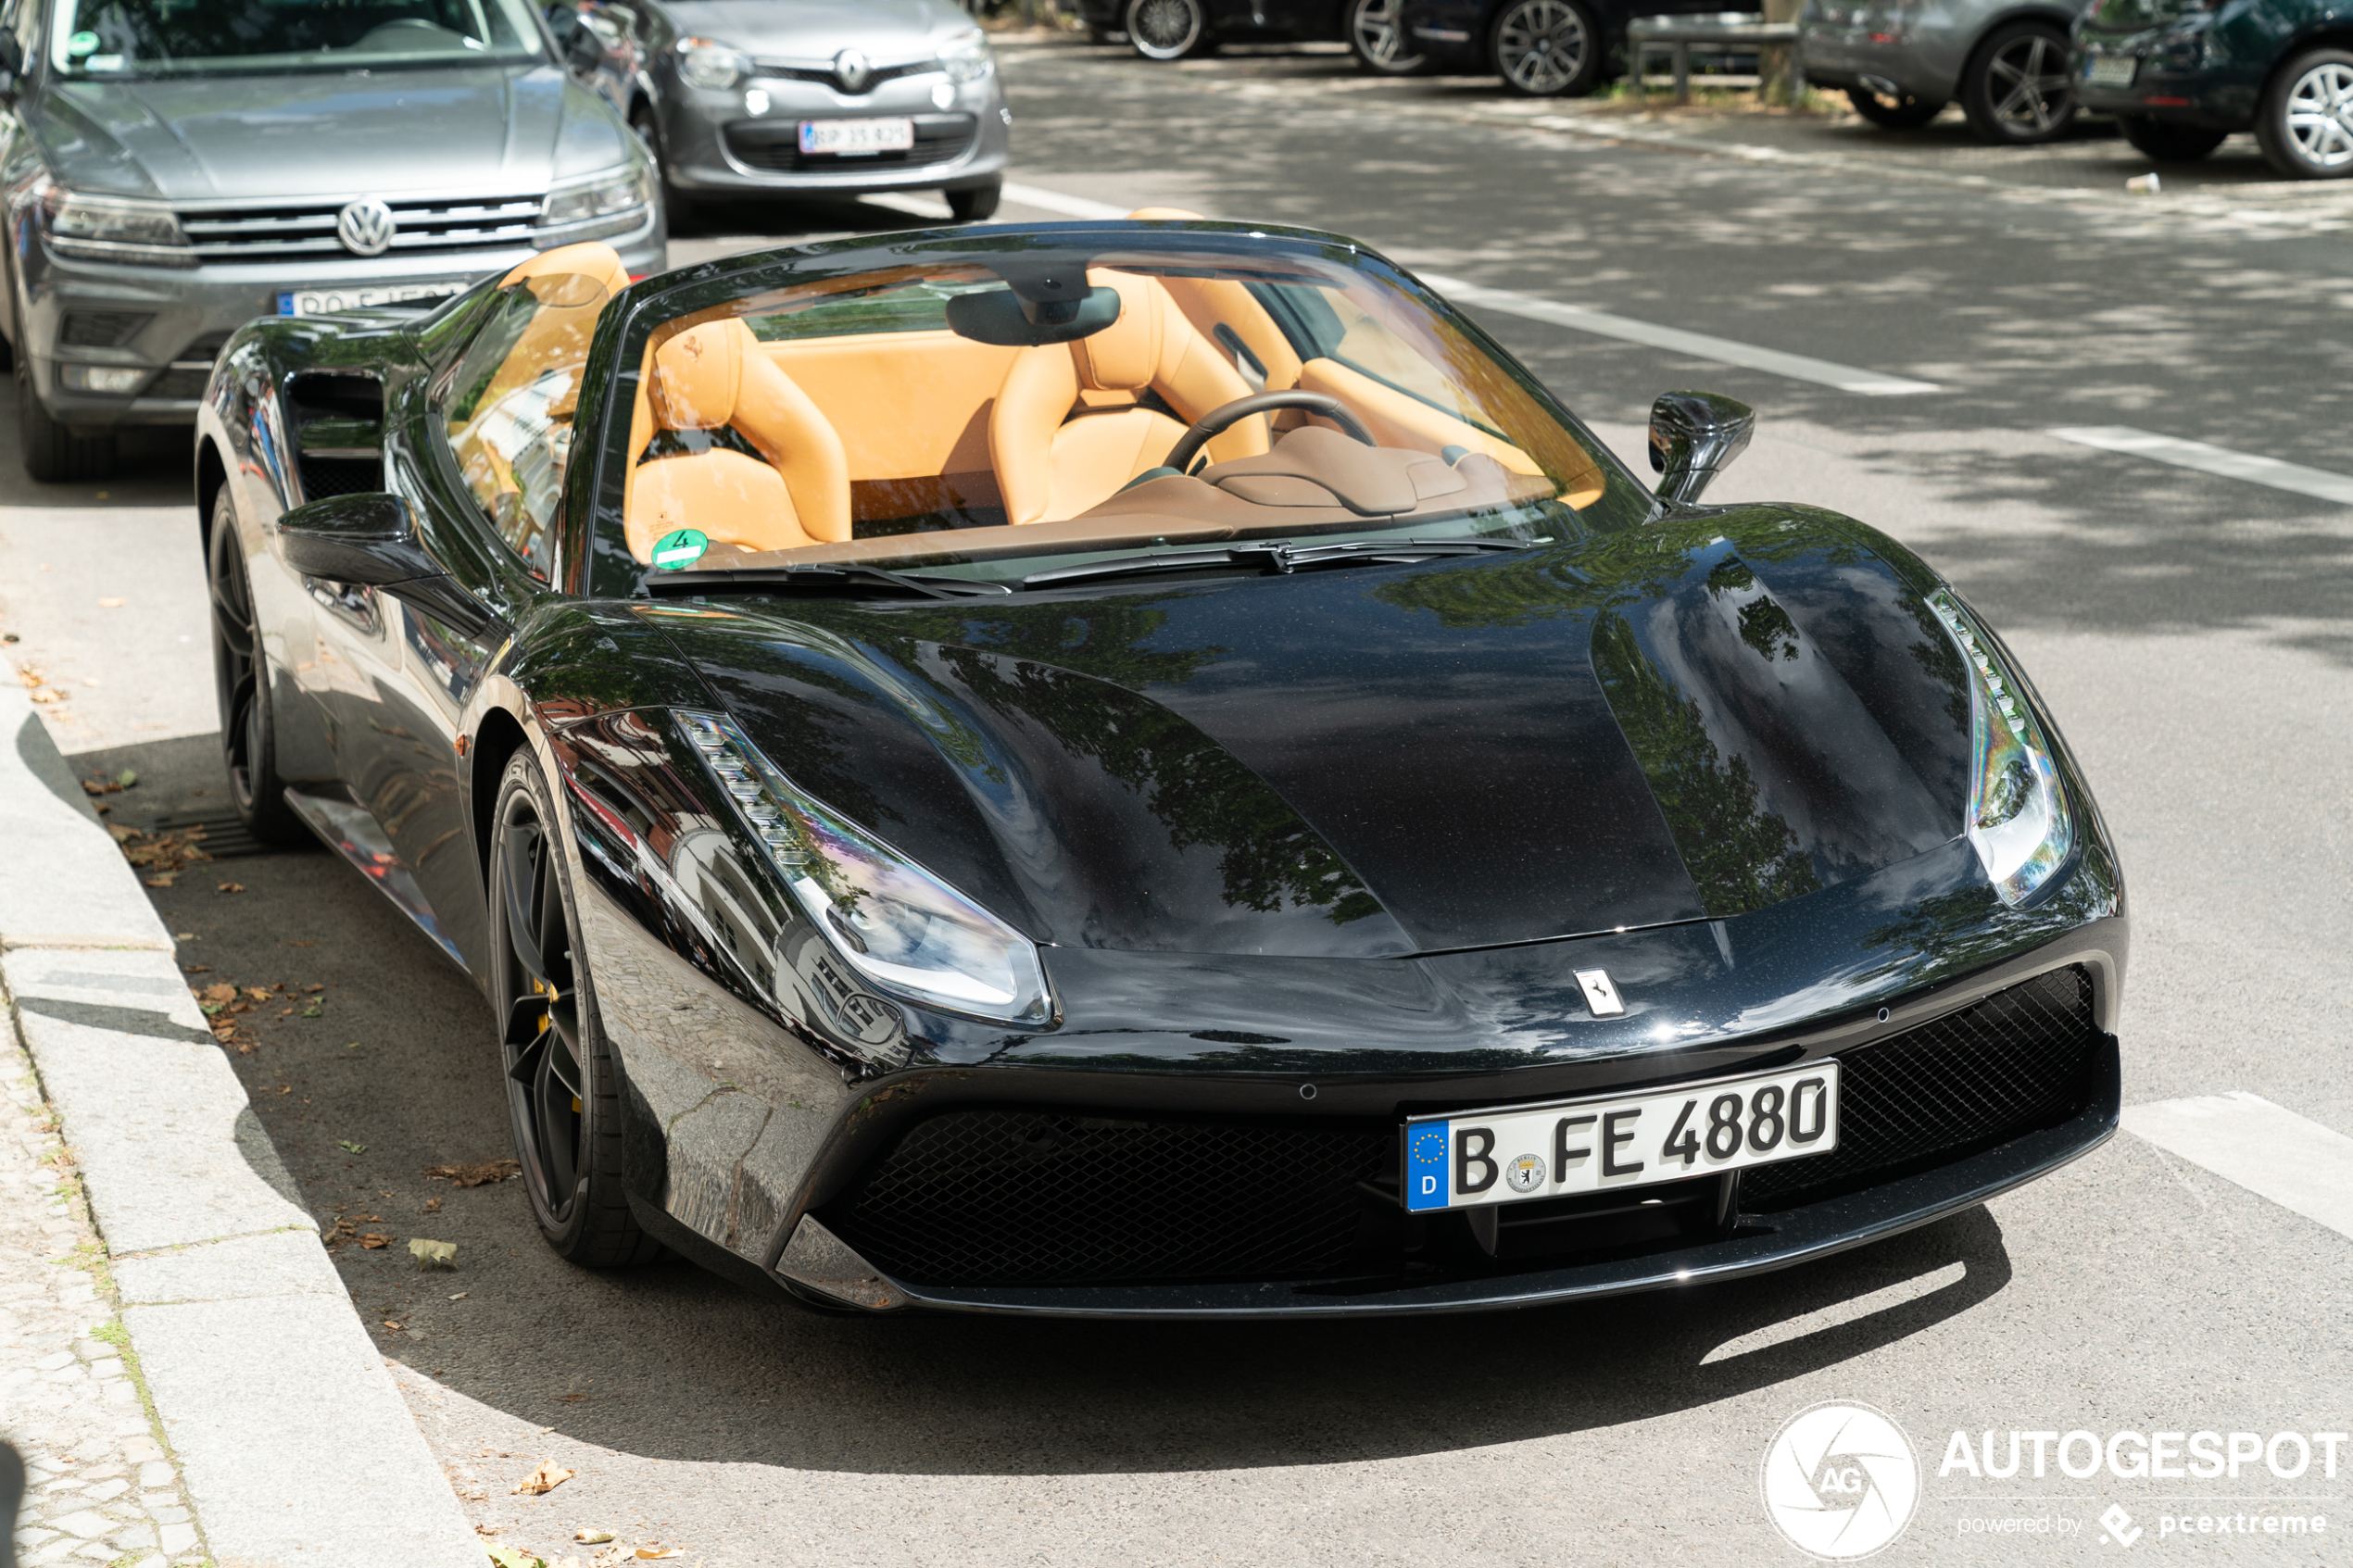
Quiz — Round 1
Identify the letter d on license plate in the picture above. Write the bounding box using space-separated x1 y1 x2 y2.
1403 1060 1840 1212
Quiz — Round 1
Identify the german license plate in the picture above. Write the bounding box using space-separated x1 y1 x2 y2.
799 117 914 156
1403 1060 1841 1213
277 280 467 316
2084 56 2137 89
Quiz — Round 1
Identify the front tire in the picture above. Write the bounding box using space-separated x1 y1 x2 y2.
1490 0 1605 99
1959 22 2077 145
2120 114 2227 162
1347 0 1426 75
1126 0 1210 60
1848 85 1944 128
491 747 660 1268
16 353 111 483
2255 49 2353 179
631 101 695 231
948 180 1002 221
204 492 306 846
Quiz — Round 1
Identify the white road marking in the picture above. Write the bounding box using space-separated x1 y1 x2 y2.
1000 182 1130 220
2123 1091 2353 1243
859 191 951 220
1700 1261 1966 1364
1421 275 1943 396
2048 426 2353 506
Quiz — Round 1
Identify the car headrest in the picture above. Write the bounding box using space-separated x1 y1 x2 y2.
1126 206 1207 221
1071 270 1161 394
500 241 632 301
648 320 748 432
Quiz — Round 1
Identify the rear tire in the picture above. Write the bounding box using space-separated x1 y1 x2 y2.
204 492 306 847
1959 21 2077 145
16 353 112 483
1126 0 1210 59
1490 0 1605 99
491 747 660 1269
1847 85 1944 128
1347 0 1427 75
948 181 1001 221
631 102 695 231
2255 48 2353 179
2120 114 2227 162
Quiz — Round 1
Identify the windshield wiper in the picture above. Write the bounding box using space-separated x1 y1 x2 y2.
646 564 1011 600
1018 536 1529 591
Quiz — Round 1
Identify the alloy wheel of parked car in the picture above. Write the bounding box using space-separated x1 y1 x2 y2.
1491 0 1604 97
204 493 304 846
1126 0 1210 60
2256 49 2353 178
1347 0 1427 75
1846 85 1944 129
14 349 111 484
2119 115 2228 163
1960 22 2076 144
491 747 660 1267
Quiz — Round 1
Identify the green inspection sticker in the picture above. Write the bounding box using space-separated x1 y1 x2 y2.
651 527 709 571
68 29 99 54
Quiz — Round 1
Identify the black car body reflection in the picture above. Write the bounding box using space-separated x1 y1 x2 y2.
193 219 2126 1317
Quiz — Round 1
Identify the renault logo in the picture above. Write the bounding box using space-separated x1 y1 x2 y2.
335 198 396 258
831 47 870 94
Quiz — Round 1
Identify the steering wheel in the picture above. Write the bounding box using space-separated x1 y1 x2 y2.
1163 391 1376 476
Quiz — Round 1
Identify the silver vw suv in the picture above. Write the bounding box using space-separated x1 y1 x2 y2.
0 0 662 481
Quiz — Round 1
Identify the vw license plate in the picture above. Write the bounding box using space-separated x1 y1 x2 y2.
799 117 915 156
1404 1061 1841 1212
2084 56 2138 88
277 280 467 316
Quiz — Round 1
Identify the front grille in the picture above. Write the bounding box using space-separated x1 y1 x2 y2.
723 113 976 175
832 1110 1394 1286
1742 966 2098 1210
60 310 151 348
175 195 543 263
751 57 936 91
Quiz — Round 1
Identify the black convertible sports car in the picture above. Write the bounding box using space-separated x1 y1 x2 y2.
196 216 2125 1316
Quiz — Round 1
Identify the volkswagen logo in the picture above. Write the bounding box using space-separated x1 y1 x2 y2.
831 47 870 94
334 198 396 258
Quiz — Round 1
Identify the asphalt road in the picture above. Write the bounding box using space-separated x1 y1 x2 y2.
2 37 2350 1567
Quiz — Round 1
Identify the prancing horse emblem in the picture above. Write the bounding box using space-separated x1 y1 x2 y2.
335 198 396 258
1575 968 1625 1018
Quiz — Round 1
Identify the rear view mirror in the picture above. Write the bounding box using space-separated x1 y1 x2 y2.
1648 391 1755 507
277 494 507 640
946 285 1122 346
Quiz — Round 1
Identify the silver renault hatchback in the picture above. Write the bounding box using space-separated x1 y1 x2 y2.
1799 0 2094 145
0 0 662 482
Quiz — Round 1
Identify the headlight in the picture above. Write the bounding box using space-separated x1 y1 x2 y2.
676 36 749 89
678 711 1052 1026
37 182 194 267
937 29 992 83
1929 590 2075 905
540 165 653 233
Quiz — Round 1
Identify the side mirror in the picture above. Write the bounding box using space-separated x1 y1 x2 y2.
277 493 508 640
1648 391 1755 507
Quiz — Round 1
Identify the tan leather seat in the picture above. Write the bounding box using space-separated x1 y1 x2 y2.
625 318 851 559
988 270 1267 526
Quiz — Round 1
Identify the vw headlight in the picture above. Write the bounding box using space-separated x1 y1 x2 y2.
937 29 992 83
678 711 1051 1026
540 165 653 235
677 36 749 89
1929 589 2075 905
37 182 194 267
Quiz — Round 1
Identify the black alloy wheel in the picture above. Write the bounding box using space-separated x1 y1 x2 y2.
1126 0 1211 60
1347 0 1427 75
1847 85 1944 128
491 748 659 1267
1960 22 2077 144
2255 48 2353 179
15 349 112 484
204 492 306 845
1490 0 1605 99
2120 114 2228 162
949 180 1003 221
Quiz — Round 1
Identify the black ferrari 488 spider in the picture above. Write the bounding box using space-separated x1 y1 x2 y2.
195 215 2124 1316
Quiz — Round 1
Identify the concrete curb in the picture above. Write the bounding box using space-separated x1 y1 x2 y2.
0 677 482 1568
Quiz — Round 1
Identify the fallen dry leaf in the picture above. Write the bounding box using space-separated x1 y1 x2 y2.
512 1460 575 1496
200 983 236 1003
635 1550 682 1561
422 1197 443 1214
409 1237 458 1270
359 1233 391 1249
425 1159 522 1187
245 985 271 1000
182 964 211 973
97 597 124 608
575 1529 616 1544
218 882 245 894
144 875 176 889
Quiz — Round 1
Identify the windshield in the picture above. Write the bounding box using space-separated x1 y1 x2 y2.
51 0 546 76
582 224 1649 596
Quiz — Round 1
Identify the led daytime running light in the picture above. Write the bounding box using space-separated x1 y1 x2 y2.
1928 590 2075 905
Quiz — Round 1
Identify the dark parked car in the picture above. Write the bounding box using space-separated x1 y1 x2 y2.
1802 0 2096 144
2074 0 2353 176
194 216 2125 1317
1402 0 1744 95
1082 0 1427 74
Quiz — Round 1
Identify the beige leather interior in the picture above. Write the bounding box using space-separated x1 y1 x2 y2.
766 330 1018 519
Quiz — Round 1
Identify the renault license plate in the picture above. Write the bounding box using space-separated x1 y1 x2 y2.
277 280 467 316
799 117 915 156
1404 1060 1841 1212
2084 56 2137 88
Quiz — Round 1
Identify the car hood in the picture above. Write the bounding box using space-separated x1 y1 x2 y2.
34 67 629 202
663 0 973 59
645 508 1978 960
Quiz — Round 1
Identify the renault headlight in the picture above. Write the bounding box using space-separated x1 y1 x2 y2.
37 182 194 267
1929 589 2074 905
937 30 992 83
677 36 749 89
678 711 1051 1025
540 165 653 234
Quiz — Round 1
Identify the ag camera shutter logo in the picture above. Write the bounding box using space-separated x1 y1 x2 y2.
1761 1401 1920 1560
